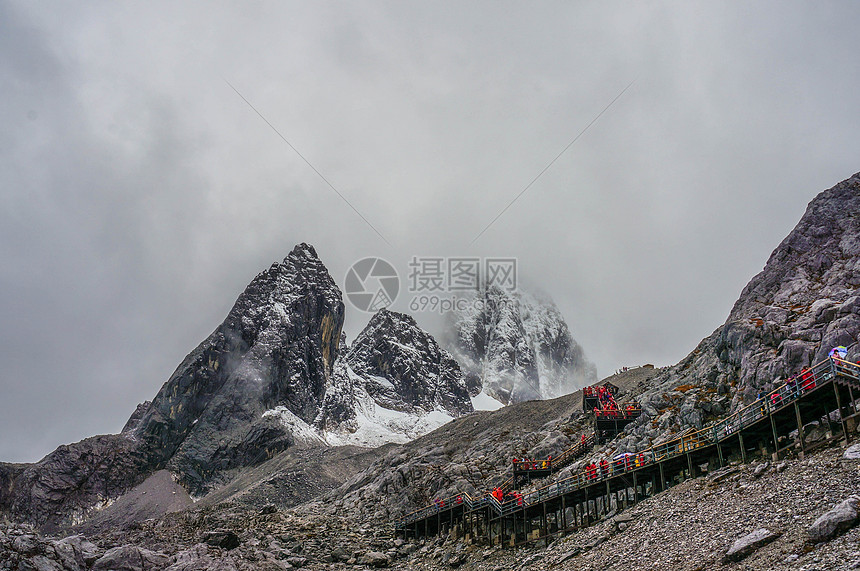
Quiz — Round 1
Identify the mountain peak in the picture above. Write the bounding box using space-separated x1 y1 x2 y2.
730 173 860 324
446 287 597 405
285 242 319 264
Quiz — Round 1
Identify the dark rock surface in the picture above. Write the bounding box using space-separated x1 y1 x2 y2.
608 173 860 452
724 528 781 562
132 243 345 494
317 309 473 434
808 495 860 543
446 286 597 405
3 434 151 532
90 545 171 571
202 531 239 551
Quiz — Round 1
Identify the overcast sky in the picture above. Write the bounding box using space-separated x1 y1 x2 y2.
2 1 859 463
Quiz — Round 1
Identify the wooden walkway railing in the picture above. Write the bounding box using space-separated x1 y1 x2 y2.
396 357 860 538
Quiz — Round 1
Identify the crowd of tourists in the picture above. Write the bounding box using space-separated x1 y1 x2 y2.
427 353 860 516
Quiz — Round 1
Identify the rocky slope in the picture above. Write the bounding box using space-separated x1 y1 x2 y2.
4 441 858 571
599 173 860 457
446 287 597 405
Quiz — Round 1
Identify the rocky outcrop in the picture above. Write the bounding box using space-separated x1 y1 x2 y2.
613 173 860 452
808 495 860 543
0 526 103 571
131 243 345 494
3 434 151 532
342 309 471 417
446 287 597 405
1 244 348 526
314 309 473 446
724 528 781 562
122 401 151 434
91 545 171 571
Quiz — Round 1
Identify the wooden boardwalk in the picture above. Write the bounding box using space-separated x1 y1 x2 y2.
395 358 860 547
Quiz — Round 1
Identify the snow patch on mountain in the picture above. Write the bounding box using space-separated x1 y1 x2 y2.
261 406 327 447
470 390 505 411
324 383 455 448
313 309 473 446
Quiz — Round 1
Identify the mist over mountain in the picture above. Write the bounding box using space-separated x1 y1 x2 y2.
2 174 860 571
445 286 598 405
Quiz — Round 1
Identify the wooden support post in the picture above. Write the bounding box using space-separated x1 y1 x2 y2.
717 438 724 468
542 501 548 538
605 480 611 513
794 401 806 455
834 382 849 442
633 471 638 504
561 494 567 531
769 404 780 459
502 516 507 546
850 385 857 415
583 487 589 526
738 431 747 463
687 448 694 478
658 462 666 491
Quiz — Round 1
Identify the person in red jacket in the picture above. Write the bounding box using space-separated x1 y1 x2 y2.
800 367 815 391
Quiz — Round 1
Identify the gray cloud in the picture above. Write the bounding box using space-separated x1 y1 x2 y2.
1 1 859 462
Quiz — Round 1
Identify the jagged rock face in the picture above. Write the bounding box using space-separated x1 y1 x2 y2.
721 174 860 383
314 310 474 444
312 334 357 432
1 435 151 532
121 401 151 434
131 243 345 493
615 173 860 452
447 287 597 405
347 309 472 416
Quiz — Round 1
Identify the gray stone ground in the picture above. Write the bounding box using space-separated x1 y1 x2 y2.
3 442 860 571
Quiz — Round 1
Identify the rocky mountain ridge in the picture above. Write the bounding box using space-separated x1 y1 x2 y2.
446 287 597 405
129 243 346 495
606 172 860 457
0 244 480 529
316 309 473 448
3 171 859 571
